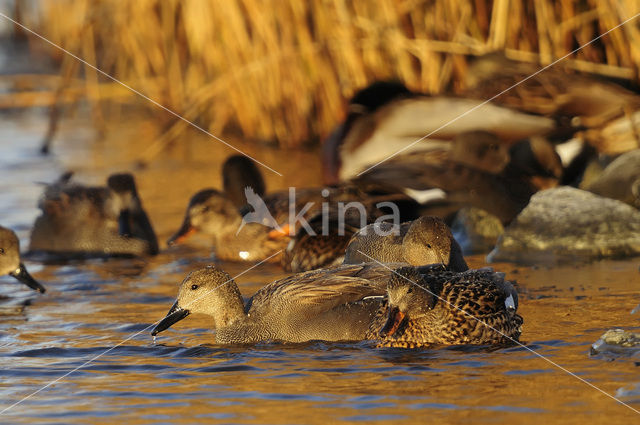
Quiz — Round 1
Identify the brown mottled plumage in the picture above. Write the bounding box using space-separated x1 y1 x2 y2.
367 265 523 348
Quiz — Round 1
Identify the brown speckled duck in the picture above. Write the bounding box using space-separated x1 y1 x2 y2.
0 226 46 293
368 265 522 348
29 172 158 257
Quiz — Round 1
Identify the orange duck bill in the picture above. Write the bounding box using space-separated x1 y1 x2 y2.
167 218 197 246
379 306 406 338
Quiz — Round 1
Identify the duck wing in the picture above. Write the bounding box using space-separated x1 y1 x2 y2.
247 263 398 319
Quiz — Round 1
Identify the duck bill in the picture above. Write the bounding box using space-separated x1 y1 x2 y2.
167 218 196 246
379 306 406 338
9 263 46 293
151 301 190 336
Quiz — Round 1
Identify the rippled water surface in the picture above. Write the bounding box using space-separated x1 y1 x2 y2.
1 110 639 424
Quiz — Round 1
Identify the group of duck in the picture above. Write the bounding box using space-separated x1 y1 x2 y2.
3 53 640 348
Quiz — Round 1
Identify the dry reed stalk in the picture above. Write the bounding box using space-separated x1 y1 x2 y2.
9 0 640 151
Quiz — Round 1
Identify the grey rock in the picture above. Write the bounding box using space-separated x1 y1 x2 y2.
488 187 640 264
451 207 504 254
586 149 640 209
590 329 640 358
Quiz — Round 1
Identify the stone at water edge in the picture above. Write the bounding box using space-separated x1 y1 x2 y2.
488 187 640 264
590 329 640 357
451 207 504 255
586 149 640 209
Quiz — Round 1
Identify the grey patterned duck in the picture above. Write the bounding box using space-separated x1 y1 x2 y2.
29 172 158 257
344 216 468 272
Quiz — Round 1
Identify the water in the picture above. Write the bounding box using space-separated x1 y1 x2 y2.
0 110 639 424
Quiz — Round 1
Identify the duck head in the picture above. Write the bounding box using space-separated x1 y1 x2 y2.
222 155 266 209
402 216 468 272
0 226 46 293
380 267 435 337
322 81 413 185
152 265 245 336
167 189 240 246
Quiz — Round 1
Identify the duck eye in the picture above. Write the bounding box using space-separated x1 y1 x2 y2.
426 243 432 249
407 287 413 294
191 284 199 290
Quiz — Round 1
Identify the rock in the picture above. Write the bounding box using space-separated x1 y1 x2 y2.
590 329 640 357
586 149 640 209
451 207 504 254
488 187 640 264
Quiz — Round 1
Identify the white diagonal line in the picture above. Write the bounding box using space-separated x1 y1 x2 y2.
356 250 640 415
0 12 282 177
0 250 282 415
357 11 640 176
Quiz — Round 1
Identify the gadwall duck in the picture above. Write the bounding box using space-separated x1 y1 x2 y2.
152 262 521 347
29 172 158 257
0 226 46 293
222 155 266 209
350 131 563 224
167 184 389 266
151 263 396 343
369 265 523 348
322 81 558 186
344 216 468 272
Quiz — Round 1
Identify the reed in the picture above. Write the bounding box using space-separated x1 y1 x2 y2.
14 0 640 149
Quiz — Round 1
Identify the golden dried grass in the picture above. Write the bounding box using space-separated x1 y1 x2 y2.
16 0 640 148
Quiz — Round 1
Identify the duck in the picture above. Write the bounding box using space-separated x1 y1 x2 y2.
368 265 523 348
464 53 640 170
151 262 522 347
151 263 396 343
0 226 46 293
323 82 568 223
168 182 392 266
351 131 563 224
222 154 266 209
322 81 559 186
29 172 158 257
343 216 469 272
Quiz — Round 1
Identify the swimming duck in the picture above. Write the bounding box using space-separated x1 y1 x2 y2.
322 81 558 186
29 172 158 257
152 262 521 347
368 265 522 348
151 263 396 343
343 216 469 272
222 155 266 209
167 184 389 266
0 226 46 293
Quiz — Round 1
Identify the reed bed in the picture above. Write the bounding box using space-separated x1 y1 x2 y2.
13 0 640 149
